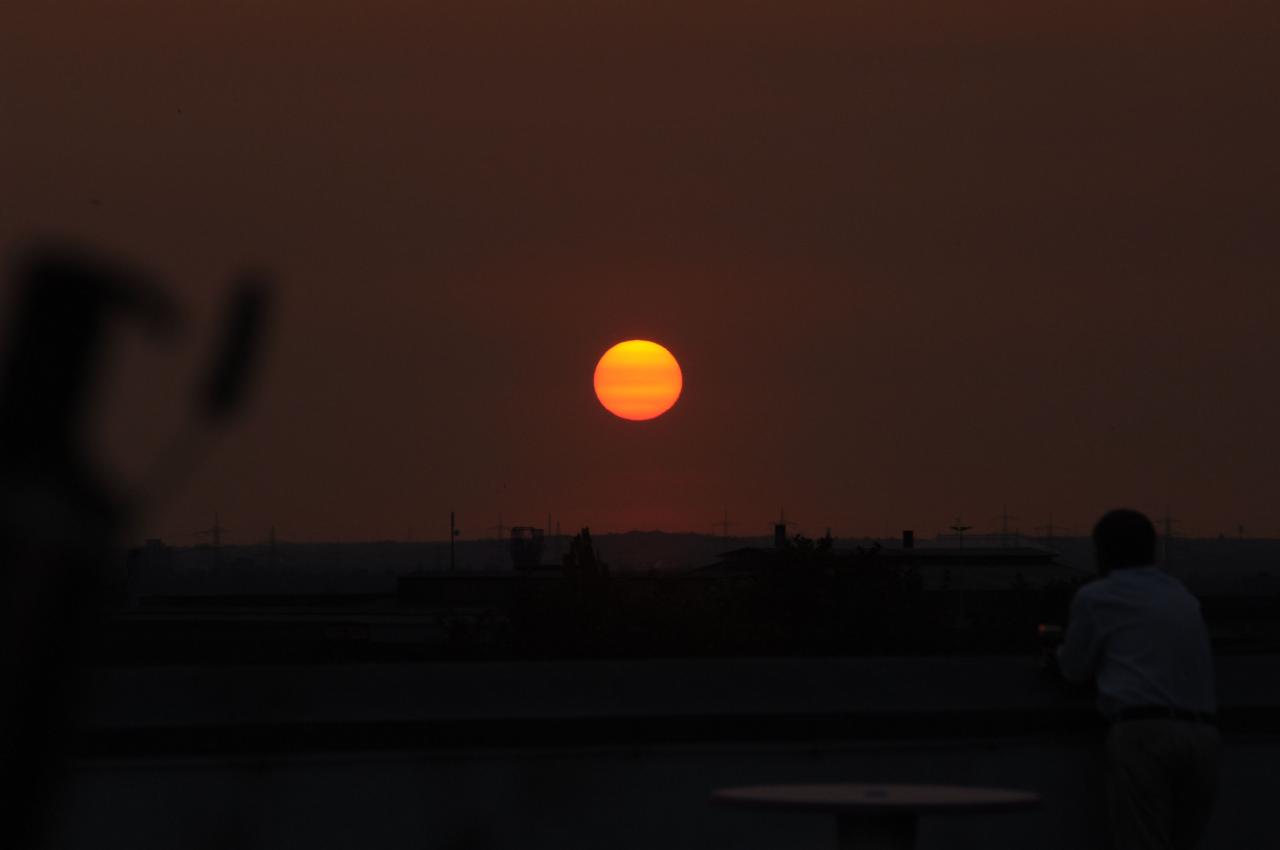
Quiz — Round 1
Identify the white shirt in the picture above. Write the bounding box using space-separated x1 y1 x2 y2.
1057 566 1216 719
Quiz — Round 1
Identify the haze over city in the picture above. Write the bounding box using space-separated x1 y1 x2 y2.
3 0 1277 544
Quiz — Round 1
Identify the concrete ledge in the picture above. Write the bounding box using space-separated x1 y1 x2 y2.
72 656 1280 756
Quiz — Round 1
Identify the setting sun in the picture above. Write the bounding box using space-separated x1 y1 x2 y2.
593 340 683 421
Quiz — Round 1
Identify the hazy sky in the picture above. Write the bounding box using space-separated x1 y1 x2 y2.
2 0 1277 543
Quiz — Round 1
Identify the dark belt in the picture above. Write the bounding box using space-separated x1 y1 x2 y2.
1111 705 1217 726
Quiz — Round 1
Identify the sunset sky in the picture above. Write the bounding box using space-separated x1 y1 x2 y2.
2 1 1277 543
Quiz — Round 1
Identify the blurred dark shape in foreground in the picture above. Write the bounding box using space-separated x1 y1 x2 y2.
0 244 179 509
0 240 273 846
200 271 273 423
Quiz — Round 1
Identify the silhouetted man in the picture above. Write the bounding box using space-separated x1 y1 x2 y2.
1057 509 1218 850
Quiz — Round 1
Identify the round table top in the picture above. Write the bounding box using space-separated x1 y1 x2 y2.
712 784 1041 815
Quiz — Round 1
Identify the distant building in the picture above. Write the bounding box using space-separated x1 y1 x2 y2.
509 527 545 570
698 537 1082 591
876 545 1079 590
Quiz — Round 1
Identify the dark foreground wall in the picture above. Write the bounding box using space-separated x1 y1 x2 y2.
48 657 1280 849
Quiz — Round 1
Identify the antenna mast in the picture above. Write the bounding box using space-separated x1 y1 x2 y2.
999 504 1018 546
450 510 459 570
1162 505 1180 563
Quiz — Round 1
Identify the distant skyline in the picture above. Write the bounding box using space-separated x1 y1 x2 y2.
154 507 1260 548
3 0 1277 541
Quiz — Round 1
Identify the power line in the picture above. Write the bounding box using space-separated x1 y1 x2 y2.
193 512 229 568
989 504 1019 546
715 508 737 541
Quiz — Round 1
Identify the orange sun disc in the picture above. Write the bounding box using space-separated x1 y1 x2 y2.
593 340 683 421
